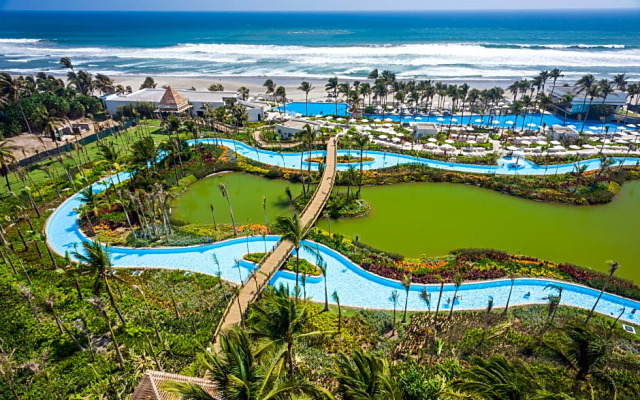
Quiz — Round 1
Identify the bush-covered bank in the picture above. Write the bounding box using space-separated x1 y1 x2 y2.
307 229 640 301
305 155 375 164
294 190 369 218
243 252 321 276
172 280 640 400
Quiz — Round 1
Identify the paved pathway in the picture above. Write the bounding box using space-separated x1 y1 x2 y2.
213 137 337 348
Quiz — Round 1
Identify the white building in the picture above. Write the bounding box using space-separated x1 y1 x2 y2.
549 125 580 140
412 122 440 138
275 119 319 140
102 87 267 122
548 86 628 115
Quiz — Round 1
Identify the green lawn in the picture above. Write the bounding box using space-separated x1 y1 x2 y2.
1 121 169 196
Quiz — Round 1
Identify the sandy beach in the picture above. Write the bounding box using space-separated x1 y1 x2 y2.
107 74 526 102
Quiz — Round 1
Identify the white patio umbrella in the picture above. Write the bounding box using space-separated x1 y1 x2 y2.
567 125 576 129
326 116 333 120
374 118 382 122
451 118 459 123
349 118 357 123
315 114 323 118
550 140 561 146
415 117 423 120
626 124 636 128
505 121 514 125
520 140 531 146
445 139 455 144
426 142 437 148
492 120 501 124
427 138 437 142
527 123 537 128
391 137 401 143
437 117 445 122
582 144 595 149
506 146 518 151
569 145 581 150
336 118 345 122
466 140 477 144
474 118 483 123
378 135 388 140
384 118 393 122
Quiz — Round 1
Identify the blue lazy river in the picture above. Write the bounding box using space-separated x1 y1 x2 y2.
277 102 625 132
211 138 640 176
44 140 640 324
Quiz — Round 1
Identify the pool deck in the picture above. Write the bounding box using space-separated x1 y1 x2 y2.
213 135 338 350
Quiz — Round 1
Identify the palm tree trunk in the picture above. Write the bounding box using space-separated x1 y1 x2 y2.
435 282 443 324
448 287 459 320
144 332 163 371
104 279 126 326
502 279 515 316
226 198 237 236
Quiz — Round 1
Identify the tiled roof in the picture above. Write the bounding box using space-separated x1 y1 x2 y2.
158 86 189 111
131 370 220 400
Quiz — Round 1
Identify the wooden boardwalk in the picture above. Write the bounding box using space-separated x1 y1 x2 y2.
213 137 337 348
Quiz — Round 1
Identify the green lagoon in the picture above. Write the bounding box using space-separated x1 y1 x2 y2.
172 173 640 282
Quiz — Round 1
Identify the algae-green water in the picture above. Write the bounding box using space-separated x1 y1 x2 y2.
172 173 640 282
171 173 303 227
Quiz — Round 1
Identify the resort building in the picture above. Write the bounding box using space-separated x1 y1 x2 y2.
102 87 267 121
547 86 627 115
275 119 319 140
412 122 440 138
549 125 580 140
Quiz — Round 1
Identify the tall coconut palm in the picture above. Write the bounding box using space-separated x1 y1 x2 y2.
332 290 342 333
353 133 369 198
0 141 17 191
549 68 564 94
389 290 399 336
0 72 33 134
575 74 596 131
218 183 237 236
448 273 463 320
318 260 329 312
585 261 619 324
298 81 314 116
401 275 411 324
246 284 324 377
88 296 125 368
237 86 250 101
543 283 563 332
434 275 444 324
71 240 126 326
613 73 627 92
273 214 307 298
501 276 515 316
326 77 339 115
580 85 600 132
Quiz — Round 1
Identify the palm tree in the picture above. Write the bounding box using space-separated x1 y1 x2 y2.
0 350 22 400
501 276 515 316
509 101 524 132
59 57 74 73
543 323 608 382
0 72 33 134
0 141 17 191
353 133 369 197
263 78 275 95
613 73 627 92
43 296 85 352
298 81 314 116
401 275 411 324
274 86 287 114
585 261 619 324
87 296 125 368
301 124 316 193
318 260 329 312
543 283 563 331
238 86 250 101
389 290 399 336
448 273 463 320
419 288 431 314
332 290 342 333
326 77 339 115
575 74 596 131
71 240 126 326
559 93 575 125
272 214 307 298
434 275 444 324
140 76 157 89
246 284 324 377
218 183 237 236
549 68 564 94
447 355 552 400
334 349 404 400
166 326 327 400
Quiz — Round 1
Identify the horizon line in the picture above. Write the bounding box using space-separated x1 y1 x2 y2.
2 7 639 12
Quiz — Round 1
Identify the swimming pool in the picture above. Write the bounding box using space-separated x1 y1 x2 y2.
44 140 640 324
276 102 624 132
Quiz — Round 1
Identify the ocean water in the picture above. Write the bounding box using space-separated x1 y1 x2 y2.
0 10 639 81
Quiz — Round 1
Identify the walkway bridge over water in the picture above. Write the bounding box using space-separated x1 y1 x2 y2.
212 136 337 349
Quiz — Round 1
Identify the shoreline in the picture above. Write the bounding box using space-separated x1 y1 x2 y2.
18 71 553 102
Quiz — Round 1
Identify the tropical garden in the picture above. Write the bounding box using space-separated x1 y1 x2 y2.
0 62 639 399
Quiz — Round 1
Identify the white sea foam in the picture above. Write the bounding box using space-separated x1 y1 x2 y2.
1 39 639 80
